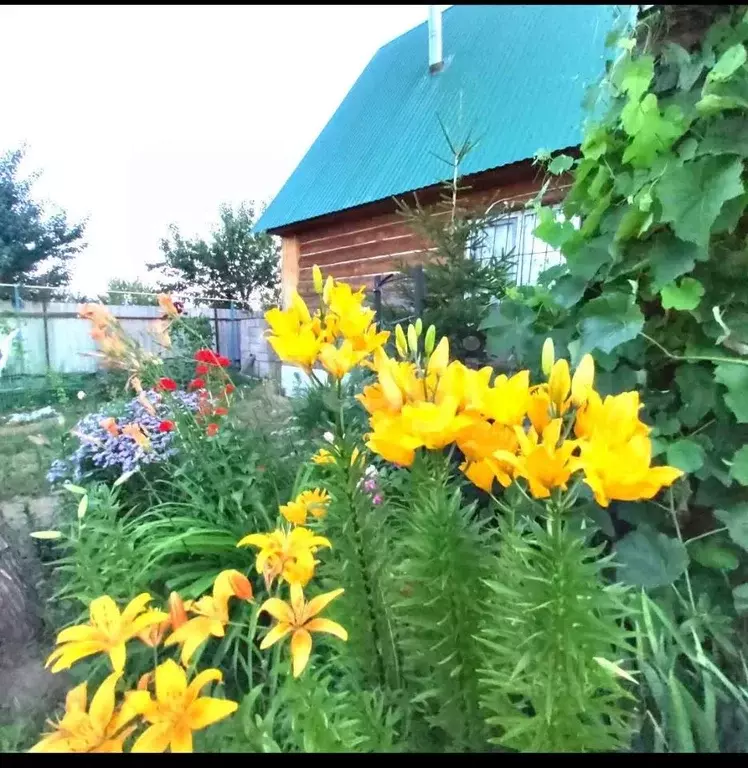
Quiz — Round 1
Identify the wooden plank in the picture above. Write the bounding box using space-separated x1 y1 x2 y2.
299 249 435 281
299 236 428 269
280 236 300 307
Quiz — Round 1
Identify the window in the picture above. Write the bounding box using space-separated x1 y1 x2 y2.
469 207 578 287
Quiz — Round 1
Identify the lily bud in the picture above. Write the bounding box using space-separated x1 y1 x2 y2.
312 265 323 294
395 324 408 358
407 324 418 354
541 337 555 378
168 591 188 630
548 359 571 413
571 353 595 407
229 571 254 602
323 276 334 304
415 318 423 337
424 324 436 356
427 336 450 377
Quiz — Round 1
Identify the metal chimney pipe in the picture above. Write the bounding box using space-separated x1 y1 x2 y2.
428 5 443 73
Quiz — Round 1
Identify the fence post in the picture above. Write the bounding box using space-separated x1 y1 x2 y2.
41 297 51 371
413 264 425 318
229 300 239 368
12 284 21 311
213 306 220 355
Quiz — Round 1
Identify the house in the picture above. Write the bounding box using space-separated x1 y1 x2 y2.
256 4 634 307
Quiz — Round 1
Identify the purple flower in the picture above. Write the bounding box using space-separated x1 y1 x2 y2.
47 389 199 485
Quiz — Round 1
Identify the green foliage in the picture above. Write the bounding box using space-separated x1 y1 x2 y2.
0 146 86 292
103 277 159 305
479 510 636 752
390 455 492 751
149 201 279 307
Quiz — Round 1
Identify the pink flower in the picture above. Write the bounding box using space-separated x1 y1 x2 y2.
372 494 383 506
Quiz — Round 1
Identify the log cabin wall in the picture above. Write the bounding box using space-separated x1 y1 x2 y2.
273 158 573 307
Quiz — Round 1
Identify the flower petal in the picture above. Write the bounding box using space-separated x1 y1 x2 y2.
236 533 269 549
304 618 348 641
290 629 313 678
185 668 223 705
258 597 294 624
170 723 193 753
47 641 105 673
186 697 239 730
65 681 88 714
155 659 187 703
131 723 173 753
120 592 154 624
304 588 345 621
259 622 293 650
127 610 169 639
89 671 121 733
89 595 122 637
56 624 99 645
108 642 127 673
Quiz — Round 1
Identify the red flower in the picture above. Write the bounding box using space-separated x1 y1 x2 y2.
217 355 230 368
206 423 219 437
195 363 210 375
198 401 212 416
157 377 177 392
158 420 175 433
188 378 205 391
224 383 235 395
195 349 220 365
214 406 228 416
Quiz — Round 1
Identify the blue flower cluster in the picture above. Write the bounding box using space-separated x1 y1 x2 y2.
47 389 200 484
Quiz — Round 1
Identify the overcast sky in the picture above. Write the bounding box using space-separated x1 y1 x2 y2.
0 4 432 293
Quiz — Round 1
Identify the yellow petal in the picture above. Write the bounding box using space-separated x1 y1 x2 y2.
170 723 193 753
65 681 88 714
259 622 293 650
548 358 571 412
304 588 345 621
121 592 153 624
89 671 121 733
155 659 187 703
185 668 223 705
236 533 270 549
259 597 294 624
56 624 99 645
426 336 449 376
131 723 173 753
47 641 105 673
290 582 305 619
186 697 239 730
290 629 313 678
89 595 122 636
108 642 127 673
128 610 169 639
305 617 348 641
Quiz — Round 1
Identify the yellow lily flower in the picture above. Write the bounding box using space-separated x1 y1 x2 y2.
366 413 424 467
527 386 553 434
505 419 577 500
164 570 253 665
278 488 331 526
30 672 138 753
574 390 649 446
137 591 188 648
46 593 167 673
426 336 450 377
157 294 179 318
574 433 683 508
481 370 531 426
237 526 331 588
400 395 473 450
259 583 348 678
267 326 321 372
311 448 336 465
127 660 238 753
457 419 518 491
318 340 369 379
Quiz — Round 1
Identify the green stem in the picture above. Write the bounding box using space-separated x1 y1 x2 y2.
668 487 697 615
685 527 728 545
641 332 748 367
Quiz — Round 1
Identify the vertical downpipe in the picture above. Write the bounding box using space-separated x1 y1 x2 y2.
428 6 443 73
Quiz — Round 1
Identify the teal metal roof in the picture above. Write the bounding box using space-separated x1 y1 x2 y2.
256 4 632 233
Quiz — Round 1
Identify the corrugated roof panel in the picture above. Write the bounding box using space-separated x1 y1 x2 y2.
256 5 631 233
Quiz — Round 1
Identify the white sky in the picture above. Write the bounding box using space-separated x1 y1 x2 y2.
0 4 431 293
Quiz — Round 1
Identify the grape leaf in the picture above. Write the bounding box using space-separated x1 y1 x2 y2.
667 439 706 472
697 115 748 157
660 277 705 311
548 154 574 175
715 503 748 551
730 444 748 486
615 527 689 588
657 155 745 247
577 293 644 355
644 233 704 292
614 55 655 100
714 362 748 423
708 43 747 83
621 94 686 167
